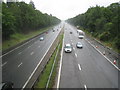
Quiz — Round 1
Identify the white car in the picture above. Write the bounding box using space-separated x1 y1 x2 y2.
78 35 84 39
76 42 83 48
40 37 44 41
64 44 72 53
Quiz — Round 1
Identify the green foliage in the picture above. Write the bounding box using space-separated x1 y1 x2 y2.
2 1 61 40
67 2 120 52
99 31 110 41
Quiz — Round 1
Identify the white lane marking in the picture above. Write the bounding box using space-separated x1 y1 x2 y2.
57 30 64 89
28 45 31 49
22 26 63 89
85 39 120 71
38 46 40 48
75 53 77 57
72 43 73 45
73 47 75 50
0 37 38 58
84 85 87 90
30 52 34 55
71 40 72 42
1 62 7 67
78 64 82 70
18 52 22 55
18 62 23 68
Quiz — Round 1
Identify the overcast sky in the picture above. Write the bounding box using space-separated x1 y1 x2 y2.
5 0 120 20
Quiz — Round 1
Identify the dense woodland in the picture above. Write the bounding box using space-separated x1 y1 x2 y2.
2 1 60 40
67 3 120 52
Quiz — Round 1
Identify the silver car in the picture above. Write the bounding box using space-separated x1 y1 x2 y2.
64 44 72 53
40 37 44 41
76 42 83 48
78 35 84 39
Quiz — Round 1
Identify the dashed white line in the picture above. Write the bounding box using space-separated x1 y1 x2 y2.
84 85 87 90
1 62 7 67
28 46 31 49
18 62 23 68
75 53 77 57
78 64 82 70
30 52 34 55
38 46 40 48
18 52 22 55
0 36 37 58
72 43 73 45
71 40 72 42
73 47 75 50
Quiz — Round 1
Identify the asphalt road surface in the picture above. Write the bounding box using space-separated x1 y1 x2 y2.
2 24 63 88
59 23 119 89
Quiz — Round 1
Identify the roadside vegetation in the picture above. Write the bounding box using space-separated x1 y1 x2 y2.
67 2 120 53
35 34 63 88
2 1 60 51
2 26 52 51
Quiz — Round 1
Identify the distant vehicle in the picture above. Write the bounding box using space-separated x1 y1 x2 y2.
40 37 44 41
53 30 55 32
76 42 83 48
77 30 84 35
78 35 84 39
46 32 48 34
64 44 72 53
0 82 13 90
70 32 72 34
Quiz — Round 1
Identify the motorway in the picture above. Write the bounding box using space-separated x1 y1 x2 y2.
2 24 63 88
59 23 119 89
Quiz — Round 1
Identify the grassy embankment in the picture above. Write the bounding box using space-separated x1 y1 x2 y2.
83 29 119 53
2 26 53 51
35 33 63 88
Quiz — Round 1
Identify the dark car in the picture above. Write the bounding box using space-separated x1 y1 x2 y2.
70 32 72 34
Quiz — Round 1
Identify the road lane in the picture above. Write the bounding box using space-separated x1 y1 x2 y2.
2 24 62 88
59 25 84 88
59 23 119 88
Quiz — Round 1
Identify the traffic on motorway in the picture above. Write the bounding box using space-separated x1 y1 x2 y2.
1 23 63 89
1 22 119 89
58 23 119 89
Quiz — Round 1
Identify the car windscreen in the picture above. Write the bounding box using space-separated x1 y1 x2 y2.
65 46 71 48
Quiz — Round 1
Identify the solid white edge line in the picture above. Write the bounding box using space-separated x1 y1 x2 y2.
1 37 37 58
22 27 62 89
78 64 81 71
85 39 120 71
57 30 64 89
84 84 87 90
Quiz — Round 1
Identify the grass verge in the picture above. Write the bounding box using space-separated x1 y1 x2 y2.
2 26 53 51
83 30 119 53
34 33 63 88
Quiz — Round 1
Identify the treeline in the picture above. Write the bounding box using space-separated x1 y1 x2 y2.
67 3 120 51
2 1 61 40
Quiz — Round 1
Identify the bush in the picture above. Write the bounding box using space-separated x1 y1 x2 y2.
99 31 110 41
